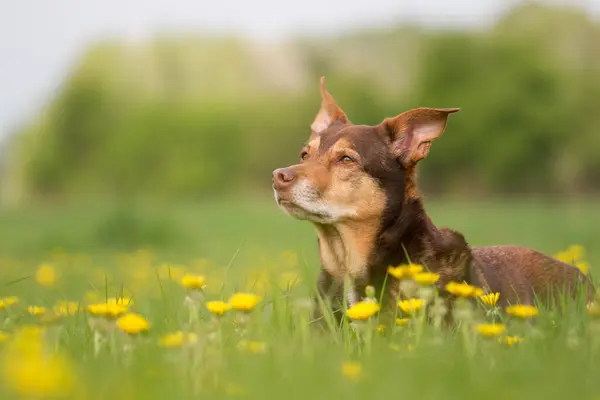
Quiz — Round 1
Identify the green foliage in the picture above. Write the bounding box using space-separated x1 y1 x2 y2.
5 3 600 201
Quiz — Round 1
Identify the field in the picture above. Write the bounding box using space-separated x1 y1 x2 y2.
0 197 598 400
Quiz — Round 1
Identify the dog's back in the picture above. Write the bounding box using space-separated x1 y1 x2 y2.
472 245 595 306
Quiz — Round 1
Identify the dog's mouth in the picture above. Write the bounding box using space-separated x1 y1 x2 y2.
274 192 329 221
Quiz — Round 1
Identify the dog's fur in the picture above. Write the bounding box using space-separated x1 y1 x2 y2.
272 77 595 323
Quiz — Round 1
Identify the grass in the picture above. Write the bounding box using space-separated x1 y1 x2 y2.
0 197 598 400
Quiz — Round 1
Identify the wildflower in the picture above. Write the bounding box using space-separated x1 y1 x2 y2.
116 313 150 335
1 328 75 397
228 293 261 312
206 301 232 316
27 306 46 317
180 274 206 290
445 281 483 297
413 272 440 286
396 318 410 326
35 264 58 287
568 245 585 261
159 331 198 348
480 292 500 307
341 361 362 381
397 298 425 315
505 304 538 319
345 300 380 320
475 323 506 338
3 296 19 306
53 301 79 316
238 340 267 354
387 263 423 280
499 335 524 346
576 262 589 275
87 303 128 319
376 324 386 333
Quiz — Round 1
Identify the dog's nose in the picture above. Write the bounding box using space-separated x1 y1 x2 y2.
272 167 296 189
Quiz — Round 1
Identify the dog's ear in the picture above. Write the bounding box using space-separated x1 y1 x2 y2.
381 107 459 167
310 76 350 135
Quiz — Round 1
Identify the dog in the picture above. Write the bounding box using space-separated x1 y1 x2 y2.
272 77 595 324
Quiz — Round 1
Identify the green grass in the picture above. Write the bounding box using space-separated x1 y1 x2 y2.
0 197 598 400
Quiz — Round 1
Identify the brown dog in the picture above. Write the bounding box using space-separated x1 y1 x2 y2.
272 77 595 323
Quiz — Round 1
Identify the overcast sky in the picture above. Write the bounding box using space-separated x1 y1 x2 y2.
1 0 598 141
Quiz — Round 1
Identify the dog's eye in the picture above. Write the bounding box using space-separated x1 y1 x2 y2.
300 151 309 161
340 155 354 164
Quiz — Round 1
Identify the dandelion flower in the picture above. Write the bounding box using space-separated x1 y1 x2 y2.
180 274 206 290
376 324 386 333
116 313 150 335
35 264 57 287
206 301 232 316
27 306 46 317
475 323 506 338
398 298 425 315
500 335 524 346
445 281 483 298
576 262 589 275
87 303 128 319
3 296 19 306
341 361 362 381
228 293 261 312
387 264 423 280
505 304 538 319
159 331 198 348
396 318 410 326
412 272 440 286
53 301 79 316
480 292 500 307
345 300 380 320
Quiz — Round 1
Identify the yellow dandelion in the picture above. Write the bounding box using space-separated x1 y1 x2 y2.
116 313 150 335
27 306 46 317
345 300 380 320
237 340 267 354
206 301 232 316
341 361 362 381
475 323 506 338
480 292 500 307
576 262 589 275
412 272 440 286
53 301 79 316
376 324 386 333
397 298 425 315
35 264 58 287
396 318 410 326
159 331 198 348
387 263 424 280
228 293 261 312
86 303 128 319
180 274 206 290
3 296 19 306
445 281 483 297
500 335 524 346
505 304 538 319
568 245 585 261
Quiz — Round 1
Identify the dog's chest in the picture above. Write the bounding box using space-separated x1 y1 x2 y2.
316 228 368 282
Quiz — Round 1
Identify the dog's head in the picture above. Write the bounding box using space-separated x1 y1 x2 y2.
272 77 459 225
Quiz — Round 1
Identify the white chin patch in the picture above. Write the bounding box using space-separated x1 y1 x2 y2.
275 179 357 224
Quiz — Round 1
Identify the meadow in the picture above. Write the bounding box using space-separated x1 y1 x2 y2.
0 197 598 400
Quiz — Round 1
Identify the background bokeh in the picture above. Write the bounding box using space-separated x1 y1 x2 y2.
0 0 598 287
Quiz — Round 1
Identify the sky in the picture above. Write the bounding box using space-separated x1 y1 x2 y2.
1 0 599 141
